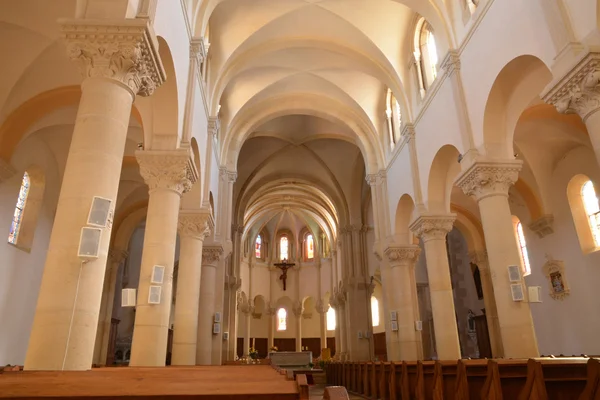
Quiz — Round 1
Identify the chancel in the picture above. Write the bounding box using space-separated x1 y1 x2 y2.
274 259 295 291
1 0 600 399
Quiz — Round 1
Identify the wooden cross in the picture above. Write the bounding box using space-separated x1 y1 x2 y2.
273 259 295 291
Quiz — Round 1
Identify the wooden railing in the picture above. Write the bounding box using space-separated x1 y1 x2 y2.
324 357 600 399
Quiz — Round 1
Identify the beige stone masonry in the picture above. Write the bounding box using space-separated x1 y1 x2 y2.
129 150 194 367
457 159 539 358
544 52 600 166
384 245 423 361
410 214 461 360
24 19 164 371
196 245 223 365
171 210 213 366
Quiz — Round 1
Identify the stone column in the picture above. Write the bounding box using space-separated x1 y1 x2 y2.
267 306 276 349
410 215 461 360
316 299 329 354
457 160 539 358
293 302 303 352
240 302 252 357
336 292 348 360
196 245 223 365
469 250 504 358
129 150 194 367
171 210 212 365
94 249 128 365
383 245 422 361
330 298 341 359
24 20 164 371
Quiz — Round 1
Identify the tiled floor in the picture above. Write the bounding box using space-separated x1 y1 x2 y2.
309 384 363 399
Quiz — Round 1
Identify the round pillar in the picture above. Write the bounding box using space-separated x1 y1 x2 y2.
457 160 539 358
384 245 422 361
171 211 212 365
129 150 193 367
196 246 223 364
24 20 164 371
410 215 461 360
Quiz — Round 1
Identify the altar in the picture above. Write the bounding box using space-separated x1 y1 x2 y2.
269 351 312 369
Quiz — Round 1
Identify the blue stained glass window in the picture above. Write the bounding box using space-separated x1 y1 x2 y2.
8 172 30 245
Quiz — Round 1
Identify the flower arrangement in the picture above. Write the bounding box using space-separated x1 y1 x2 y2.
248 347 259 359
269 346 278 352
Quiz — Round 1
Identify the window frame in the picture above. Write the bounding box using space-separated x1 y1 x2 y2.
277 307 287 331
371 296 380 327
326 307 336 331
512 216 531 277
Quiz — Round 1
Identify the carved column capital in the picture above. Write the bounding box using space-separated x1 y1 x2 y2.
178 209 213 239
190 38 206 65
202 246 224 266
409 214 456 242
543 52 600 122
456 159 522 201
401 123 416 141
528 214 554 238
441 49 461 75
136 150 197 195
108 248 129 264
266 307 277 316
468 250 489 268
208 117 220 138
0 159 16 184
219 167 237 183
365 170 386 186
292 301 303 318
60 18 165 97
384 245 421 267
315 299 329 314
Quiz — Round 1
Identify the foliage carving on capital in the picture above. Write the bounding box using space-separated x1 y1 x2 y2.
208 117 220 138
315 299 329 314
384 245 421 267
544 53 600 121
108 249 129 264
441 50 461 75
178 210 213 239
136 150 196 194
468 250 489 270
401 123 415 141
219 167 237 183
528 214 554 238
190 39 205 65
202 246 224 265
60 19 165 97
409 215 456 241
292 301 303 317
455 160 522 201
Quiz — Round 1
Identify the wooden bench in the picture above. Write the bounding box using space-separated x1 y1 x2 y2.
0 365 305 399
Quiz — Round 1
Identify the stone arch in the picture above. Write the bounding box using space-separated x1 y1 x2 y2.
0 86 144 163
144 37 180 149
222 94 383 174
181 138 203 208
450 204 486 255
394 193 416 245
482 55 553 158
427 144 461 213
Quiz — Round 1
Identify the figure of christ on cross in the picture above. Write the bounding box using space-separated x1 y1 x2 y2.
273 259 295 291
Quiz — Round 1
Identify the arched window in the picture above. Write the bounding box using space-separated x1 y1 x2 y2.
327 307 336 331
414 18 438 95
385 89 402 149
8 172 30 245
515 220 531 276
371 296 380 327
255 235 262 259
280 236 289 260
306 234 314 260
277 308 287 331
582 180 600 246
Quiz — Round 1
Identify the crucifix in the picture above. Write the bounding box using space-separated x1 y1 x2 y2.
273 258 295 291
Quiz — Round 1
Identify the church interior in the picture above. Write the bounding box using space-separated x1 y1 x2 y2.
2 0 600 398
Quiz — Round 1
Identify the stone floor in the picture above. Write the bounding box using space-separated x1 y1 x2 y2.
309 384 363 399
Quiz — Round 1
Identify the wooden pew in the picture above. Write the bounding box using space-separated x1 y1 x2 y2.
454 359 489 400
579 358 600 400
520 358 587 399
296 374 309 400
324 386 351 400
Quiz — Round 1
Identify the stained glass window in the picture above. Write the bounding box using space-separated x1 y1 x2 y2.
280 236 289 261
277 307 287 331
371 296 380 327
516 222 531 276
327 307 336 331
427 30 438 79
582 180 600 246
255 235 262 258
306 234 314 259
8 172 30 245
